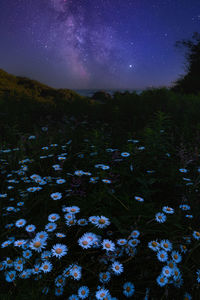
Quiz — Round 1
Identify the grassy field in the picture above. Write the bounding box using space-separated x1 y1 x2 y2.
1 71 200 299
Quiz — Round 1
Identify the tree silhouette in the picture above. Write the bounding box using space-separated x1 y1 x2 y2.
172 32 200 94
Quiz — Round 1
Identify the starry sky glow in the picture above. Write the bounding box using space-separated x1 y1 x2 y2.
0 0 200 89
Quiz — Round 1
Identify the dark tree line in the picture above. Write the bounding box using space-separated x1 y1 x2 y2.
172 32 200 94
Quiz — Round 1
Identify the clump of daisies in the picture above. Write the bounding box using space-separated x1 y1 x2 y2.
148 238 184 288
0 203 140 298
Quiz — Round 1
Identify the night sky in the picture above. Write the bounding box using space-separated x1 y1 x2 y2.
0 0 200 90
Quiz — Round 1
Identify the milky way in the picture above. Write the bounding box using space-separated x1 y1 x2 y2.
0 0 200 89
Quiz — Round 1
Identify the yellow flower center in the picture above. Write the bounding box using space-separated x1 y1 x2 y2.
7 260 13 264
43 265 48 270
34 241 41 248
55 248 62 254
99 219 105 224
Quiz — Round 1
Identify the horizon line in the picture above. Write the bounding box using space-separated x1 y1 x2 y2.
71 86 171 91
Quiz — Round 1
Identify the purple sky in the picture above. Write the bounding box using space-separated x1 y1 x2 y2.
0 0 200 89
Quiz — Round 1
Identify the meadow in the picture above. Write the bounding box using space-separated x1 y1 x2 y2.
1 71 200 299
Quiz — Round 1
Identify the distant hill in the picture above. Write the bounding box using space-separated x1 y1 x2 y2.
0 69 93 105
